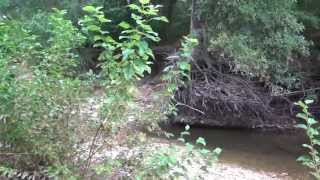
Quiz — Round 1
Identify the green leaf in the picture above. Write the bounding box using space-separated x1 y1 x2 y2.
123 65 134 80
139 0 150 5
83 6 97 13
128 4 140 11
178 61 191 71
307 118 318 125
305 99 314 105
152 16 169 23
196 137 207 146
307 128 319 137
145 65 151 74
185 124 190 131
87 25 101 32
177 138 185 143
297 155 312 162
97 16 110 23
295 124 307 130
181 131 190 136
213 147 223 155
119 22 131 29
296 101 307 109
297 113 308 120
122 49 134 61
200 149 211 155
137 41 149 56
302 144 314 150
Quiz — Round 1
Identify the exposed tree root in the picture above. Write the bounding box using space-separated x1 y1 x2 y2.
154 45 297 130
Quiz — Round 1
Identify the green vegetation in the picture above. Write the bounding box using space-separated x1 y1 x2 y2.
296 100 320 179
205 0 310 87
0 9 86 172
162 36 198 115
79 1 167 132
1 0 320 179
0 0 218 179
137 125 221 179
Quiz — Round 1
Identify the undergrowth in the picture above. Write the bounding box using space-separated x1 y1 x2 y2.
296 100 320 179
136 125 222 179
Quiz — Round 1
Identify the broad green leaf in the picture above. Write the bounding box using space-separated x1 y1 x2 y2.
139 0 150 5
213 147 223 155
128 4 140 11
83 6 96 13
200 149 211 155
119 22 131 29
307 118 318 125
152 16 169 23
177 138 185 143
305 99 314 105
297 155 312 162
302 144 314 150
295 124 307 130
178 61 191 71
196 137 207 146
145 65 151 74
296 101 307 109
122 49 134 61
94 35 103 41
307 128 319 137
87 25 101 32
123 65 135 80
297 113 308 120
185 124 190 131
181 131 190 136
97 16 110 23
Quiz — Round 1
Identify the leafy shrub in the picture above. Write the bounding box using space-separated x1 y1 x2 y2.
0 9 87 176
80 0 168 132
36 9 85 76
205 0 310 88
296 100 320 179
137 125 222 179
162 35 198 115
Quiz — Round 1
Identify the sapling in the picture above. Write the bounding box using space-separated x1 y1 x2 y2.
296 99 320 179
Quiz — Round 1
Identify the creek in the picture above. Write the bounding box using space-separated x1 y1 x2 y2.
163 124 312 180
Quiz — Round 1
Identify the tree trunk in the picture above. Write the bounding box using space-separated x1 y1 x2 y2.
190 0 211 67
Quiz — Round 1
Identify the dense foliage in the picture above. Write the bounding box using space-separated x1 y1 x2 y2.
204 0 310 87
0 9 86 176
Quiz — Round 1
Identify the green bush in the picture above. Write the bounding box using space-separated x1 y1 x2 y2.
205 0 310 88
0 10 87 175
79 0 168 132
137 125 222 179
296 100 320 179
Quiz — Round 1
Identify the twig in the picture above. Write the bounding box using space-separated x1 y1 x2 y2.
84 123 103 171
176 102 205 115
0 153 31 156
280 87 320 96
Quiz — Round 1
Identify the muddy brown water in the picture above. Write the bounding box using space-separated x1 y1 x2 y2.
163 125 313 180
